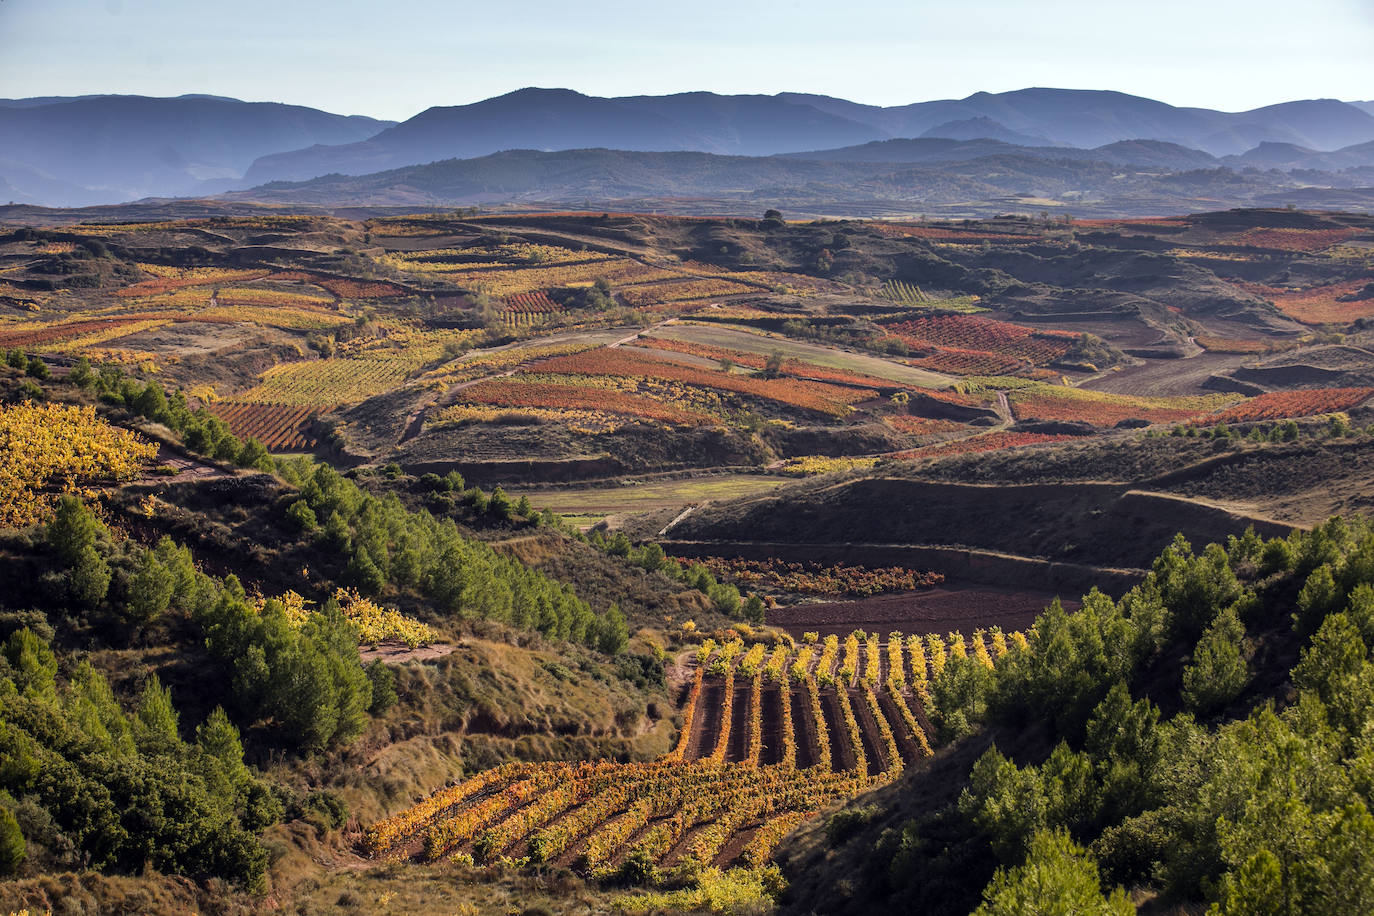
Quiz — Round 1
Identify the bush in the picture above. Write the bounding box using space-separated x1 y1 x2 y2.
826 805 878 847
0 801 24 876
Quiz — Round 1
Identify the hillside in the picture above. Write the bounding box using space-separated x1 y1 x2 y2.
223 146 1374 217
1 204 1374 913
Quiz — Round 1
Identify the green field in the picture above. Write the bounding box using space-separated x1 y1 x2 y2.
518 473 783 519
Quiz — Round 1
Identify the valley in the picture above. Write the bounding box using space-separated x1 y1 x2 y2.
3 201 1374 914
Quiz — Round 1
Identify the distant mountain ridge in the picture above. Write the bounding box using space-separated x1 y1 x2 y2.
242 87 1374 187
224 141 1374 219
0 95 395 206
5 88 1374 208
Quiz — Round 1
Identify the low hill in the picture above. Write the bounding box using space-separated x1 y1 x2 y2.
224 145 1374 217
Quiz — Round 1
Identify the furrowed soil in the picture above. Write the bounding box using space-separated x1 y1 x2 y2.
767 585 1079 639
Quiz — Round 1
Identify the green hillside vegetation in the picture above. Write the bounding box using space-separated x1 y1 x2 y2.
782 519 1374 914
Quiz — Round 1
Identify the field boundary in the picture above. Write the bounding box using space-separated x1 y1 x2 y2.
660 540 1145 595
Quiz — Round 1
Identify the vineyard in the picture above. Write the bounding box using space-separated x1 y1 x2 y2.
618 276 757 306
364 629 1019 874
1228 227 1359 252
532 347 878 417
502 291 562 327
1206 387 1374 423
240 358 420 408
892 429 1082 460
207 402 318 451
1008 385 1239 427
630 337 894 389
1233 278 1374 324
450 378 711 427
680 557 945 598
881 315 1077 376
0 402 157 527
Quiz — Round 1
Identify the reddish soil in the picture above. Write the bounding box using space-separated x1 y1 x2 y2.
821 692 856 773
725 683 750 763
760 685 783 766
877 689 925 767
848 689 887 777
686 681 724 761
790 686 819 770
132 445 230 485
770 585 1076 639
716 822 762 868
358 641 456 664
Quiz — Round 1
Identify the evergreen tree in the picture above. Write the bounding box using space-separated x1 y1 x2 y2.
974 829 1133 916
1182 605 1250 715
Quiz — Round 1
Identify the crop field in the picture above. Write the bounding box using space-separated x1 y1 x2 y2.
1233 278 1374 324
629 337 896 389
649 324 949 387
883 415 969 436
880 314 1077 377
421 333 624 387
1193 335 1296 354
872 223 1041 244
891 429 1081 460
1227 227 1360 252
516 475 783 518
452 378 712 426
618 277 758 306
681 557 944 598
1207 387 1374 423
532 347 879 417
206 402 318 451
1008 384 1239 427
0 402 157 527
502 290 562 327
381 250 684 297
769 589 1067 640
777 455 881 476
266 270 410 299
363 631 1021 873
116 265 273 297
240 357 419 407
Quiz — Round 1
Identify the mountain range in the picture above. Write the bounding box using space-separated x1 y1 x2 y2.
0 95 394 206
4 88 1374 212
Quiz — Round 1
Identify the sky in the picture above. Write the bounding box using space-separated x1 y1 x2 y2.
0 0 1371 121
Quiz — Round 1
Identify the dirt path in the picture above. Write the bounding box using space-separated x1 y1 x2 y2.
725 682 751 763
658 504 697 538
996 390 1012 425
132 446 231 485
358 642 457 664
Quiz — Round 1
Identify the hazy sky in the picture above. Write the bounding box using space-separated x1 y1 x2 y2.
1 0 1370 120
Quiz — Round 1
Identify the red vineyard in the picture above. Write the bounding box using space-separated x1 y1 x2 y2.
1208 387 1374 424
207 401 318 451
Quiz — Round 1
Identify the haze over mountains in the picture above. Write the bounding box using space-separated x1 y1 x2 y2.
4 87 1374 214
0 95 394 206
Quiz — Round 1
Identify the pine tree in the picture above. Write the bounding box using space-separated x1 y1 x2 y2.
1182 605 1250 715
